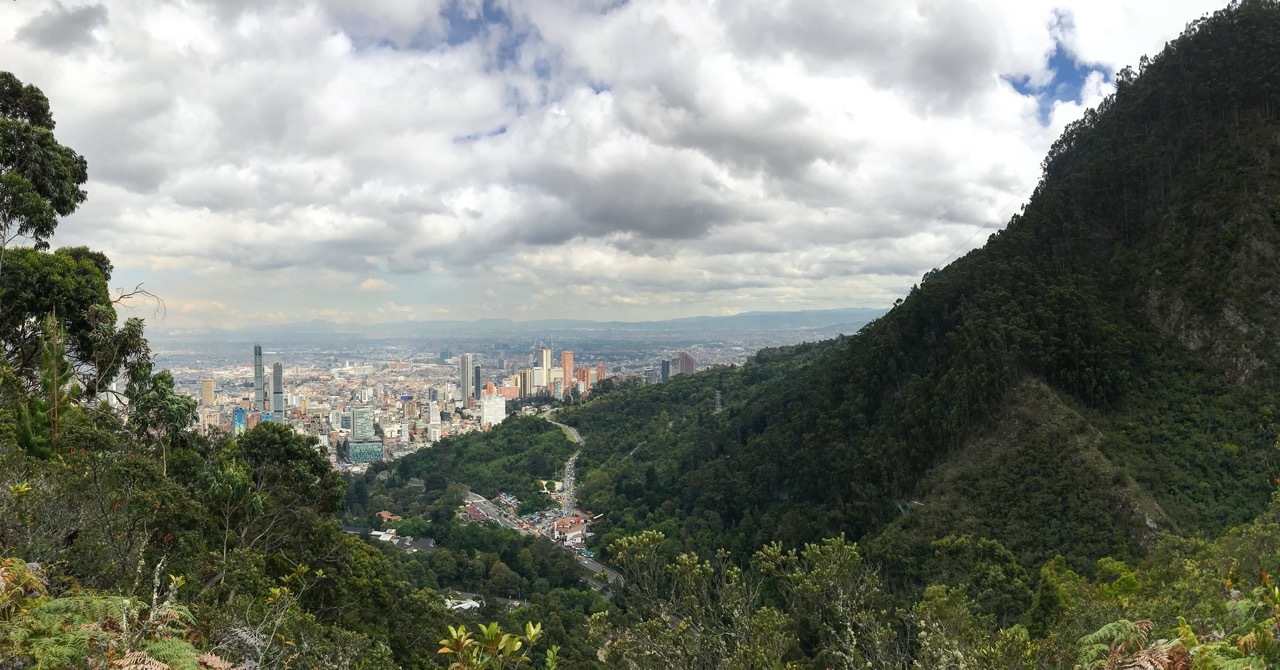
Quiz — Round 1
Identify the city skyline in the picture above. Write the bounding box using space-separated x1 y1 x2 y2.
188 339 702 468
0 1 1229 329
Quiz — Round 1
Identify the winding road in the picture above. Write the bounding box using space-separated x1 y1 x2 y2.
540 409 623 588
542 410 583 515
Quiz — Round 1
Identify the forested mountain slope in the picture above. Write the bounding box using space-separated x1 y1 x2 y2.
564 0 1280 579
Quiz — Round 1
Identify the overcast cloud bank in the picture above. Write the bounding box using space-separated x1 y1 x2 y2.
0 0 1228 328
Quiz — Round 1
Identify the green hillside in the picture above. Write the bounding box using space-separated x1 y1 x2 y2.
564 0 1280 583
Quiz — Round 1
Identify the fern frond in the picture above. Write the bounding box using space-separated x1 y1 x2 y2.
1077 619 1151 667
111 650 172 670
196 652 239 670
139 637 203 670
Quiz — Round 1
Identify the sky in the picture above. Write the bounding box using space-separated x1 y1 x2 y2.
1 0 1229 330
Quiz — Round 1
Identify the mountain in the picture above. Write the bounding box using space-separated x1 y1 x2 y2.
562 0 1280 586
146 307 885 343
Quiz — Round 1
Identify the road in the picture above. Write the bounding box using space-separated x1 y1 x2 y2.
560 452 579 514
543 410 583 515
496 410 621 591
578 555 622 587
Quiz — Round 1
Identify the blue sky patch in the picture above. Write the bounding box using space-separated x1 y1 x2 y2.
1006 40 1110 125
453 124 509 144
441 0 508 47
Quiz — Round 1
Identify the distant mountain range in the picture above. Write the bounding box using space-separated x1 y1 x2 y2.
146 307 887 343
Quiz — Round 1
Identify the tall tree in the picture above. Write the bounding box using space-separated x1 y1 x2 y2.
0 74 147 399
0 71 88 278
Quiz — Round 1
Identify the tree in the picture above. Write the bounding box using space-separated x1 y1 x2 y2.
0 71 88 278
594 530 797 669
757 536 906 668
125 366 196 475
0 73 146 400
0 247 150 396
14 316 81 459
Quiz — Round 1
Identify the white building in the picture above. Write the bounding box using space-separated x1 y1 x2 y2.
480 394 507 429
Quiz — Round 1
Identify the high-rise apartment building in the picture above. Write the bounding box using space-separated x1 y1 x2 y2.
561 351 573 397
596 362 607 382
459 354 474 400
201 378 215 406
253 345 265 411
352 406 375 441
271 362 284 416
480 393 506 428
520 369 533 397
678 352 697 376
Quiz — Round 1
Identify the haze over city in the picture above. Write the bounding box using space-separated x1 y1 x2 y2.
1 0 1226 329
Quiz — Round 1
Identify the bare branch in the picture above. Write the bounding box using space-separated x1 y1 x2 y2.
114 282 166 319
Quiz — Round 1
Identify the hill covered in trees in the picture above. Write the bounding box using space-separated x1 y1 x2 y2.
563 0 1280 592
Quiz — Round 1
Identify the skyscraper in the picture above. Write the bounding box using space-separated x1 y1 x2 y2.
459 353 474 400
480 394 506 428
271 362 284 416
678 351 697 376
473 364 482 400
352 406 375 441
427 401 442 442
561 351 573 397
201 378 215 406
520 369 533 398
660 360 670 382
253 345 265 411
539 347 552 372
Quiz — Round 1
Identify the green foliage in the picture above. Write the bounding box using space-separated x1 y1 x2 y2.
926 534 1033 626
346 417 574 537
1 247 150 398
438 621 559 670
15 316 81 459
1025 557 1083 639
596 530 799 669
0 558 235 670
757 536 903 668
126 367 196 474
910 586 1037 670
0 71 87 257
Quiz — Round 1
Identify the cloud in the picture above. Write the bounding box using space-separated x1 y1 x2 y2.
376 301 415 318
0 0 1233 328
16 3 107 53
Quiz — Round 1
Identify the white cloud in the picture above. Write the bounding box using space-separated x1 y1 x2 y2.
358 278 396 292
0 0 1231 328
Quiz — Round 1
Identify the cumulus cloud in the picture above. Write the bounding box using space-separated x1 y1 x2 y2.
0 0 1231 328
